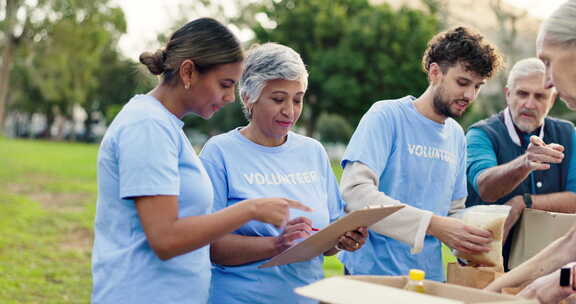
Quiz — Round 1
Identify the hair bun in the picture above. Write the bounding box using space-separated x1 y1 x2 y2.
139 49 166 75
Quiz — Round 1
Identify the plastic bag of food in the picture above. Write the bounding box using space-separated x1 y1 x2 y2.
454 205 511 272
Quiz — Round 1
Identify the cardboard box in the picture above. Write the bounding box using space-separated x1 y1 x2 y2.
295 276 537 303
447 263 504 289
509 208 576 269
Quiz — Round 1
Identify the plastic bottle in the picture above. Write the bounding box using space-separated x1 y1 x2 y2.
404 269 426 294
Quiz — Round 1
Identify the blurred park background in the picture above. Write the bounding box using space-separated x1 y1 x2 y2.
0 0 571 302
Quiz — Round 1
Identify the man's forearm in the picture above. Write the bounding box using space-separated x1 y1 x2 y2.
532 192 576 213
477 155 532 202
340 161 432 253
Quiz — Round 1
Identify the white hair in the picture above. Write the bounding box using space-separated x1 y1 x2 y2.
239 43 308 118
506 58 546 89
539 0 576 47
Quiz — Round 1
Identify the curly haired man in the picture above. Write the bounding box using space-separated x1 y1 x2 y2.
339 26 503 281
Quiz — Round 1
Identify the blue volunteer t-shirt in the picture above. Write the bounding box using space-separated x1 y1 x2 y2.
339 96 467 282
92 95 214 304
200 128 344 304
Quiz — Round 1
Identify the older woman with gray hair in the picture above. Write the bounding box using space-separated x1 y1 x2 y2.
199 42 367 304
485 1 576 303
537 0 576 109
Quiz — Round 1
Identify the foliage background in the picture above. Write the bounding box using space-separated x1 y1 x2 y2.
4 0 572 142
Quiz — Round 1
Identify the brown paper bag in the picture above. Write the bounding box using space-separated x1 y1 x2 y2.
509 208 576 269
455 205 510 271
446 263 504 289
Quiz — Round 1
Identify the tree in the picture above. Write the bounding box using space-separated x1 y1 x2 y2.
8 60 47 137
84 49 150 141
0 0 37 133
458 0 534 130
421 0 449 28
4 0 127 138
317 113 353 144
241 0 440 136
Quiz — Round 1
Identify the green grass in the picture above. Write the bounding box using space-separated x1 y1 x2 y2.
0 138 97 303
324 255 345 277
0 138 454 302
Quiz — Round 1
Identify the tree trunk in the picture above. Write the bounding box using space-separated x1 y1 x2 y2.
19 112 31 138
54 114 67 140
0 45 14 133
40 108 55 138
83 109 94 142
0 0 20 134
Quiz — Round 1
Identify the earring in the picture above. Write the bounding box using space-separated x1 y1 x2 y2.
184 83 190 90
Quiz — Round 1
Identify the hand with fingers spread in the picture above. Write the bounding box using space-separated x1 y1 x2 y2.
273 217 313 254
247 198 312 228
524 136 565 171
334 227 368 252
428 215 492 254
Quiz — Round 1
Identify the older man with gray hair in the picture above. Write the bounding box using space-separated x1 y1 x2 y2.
485 1 576 302
466 57 576 271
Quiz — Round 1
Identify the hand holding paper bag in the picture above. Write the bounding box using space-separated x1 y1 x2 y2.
428 215 493 255
454 205 511 271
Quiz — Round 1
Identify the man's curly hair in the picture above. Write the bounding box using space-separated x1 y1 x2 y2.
422 26 503 79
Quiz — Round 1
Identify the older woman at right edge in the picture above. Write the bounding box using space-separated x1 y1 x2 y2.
485 1 576 303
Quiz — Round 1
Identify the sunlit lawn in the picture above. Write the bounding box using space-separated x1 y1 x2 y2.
0 138 97 303
0 137 455 302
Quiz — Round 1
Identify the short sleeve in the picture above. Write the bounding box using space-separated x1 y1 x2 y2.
342 109 393 176
199 140 229 212
565 130 576 193
466 128 497 194
118 119 180 199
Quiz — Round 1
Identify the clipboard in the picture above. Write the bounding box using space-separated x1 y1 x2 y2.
259 205 404 268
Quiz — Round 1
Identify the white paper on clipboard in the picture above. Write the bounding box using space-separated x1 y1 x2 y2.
259 205 404 268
